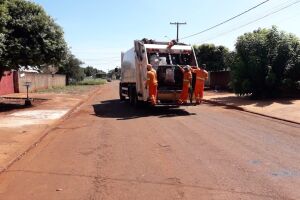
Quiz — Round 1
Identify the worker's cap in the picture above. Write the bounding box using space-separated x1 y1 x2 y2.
184 65 190 71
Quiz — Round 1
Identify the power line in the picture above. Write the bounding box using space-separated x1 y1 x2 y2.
181 0 270 40
199 0 300 43
195 0 294 42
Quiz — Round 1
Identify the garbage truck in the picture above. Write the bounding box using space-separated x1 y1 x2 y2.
119 39 198 105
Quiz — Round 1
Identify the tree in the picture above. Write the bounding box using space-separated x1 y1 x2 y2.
193 44 233 72
0 0 8 76
107 67 121 79
84 66 99 77
0 0 67 74
231 26 300 97
58 53 85 84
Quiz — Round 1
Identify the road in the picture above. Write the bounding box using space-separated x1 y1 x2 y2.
0 81 299 200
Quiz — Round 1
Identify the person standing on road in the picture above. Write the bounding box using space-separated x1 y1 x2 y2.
145 64 158 105
178 65 192 105
191 64 208 104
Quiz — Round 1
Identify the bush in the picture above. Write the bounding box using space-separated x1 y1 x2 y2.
193 44 234 72
231 26 300 98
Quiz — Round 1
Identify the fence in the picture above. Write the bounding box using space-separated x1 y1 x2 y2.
0 71 66 95
208 71 231 90
18 72 66 93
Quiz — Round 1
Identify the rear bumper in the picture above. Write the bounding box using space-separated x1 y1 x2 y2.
157 90 181 101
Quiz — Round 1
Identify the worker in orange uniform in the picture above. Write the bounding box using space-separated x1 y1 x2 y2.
191 64 208 104
145 64 158 105
178 65 192 104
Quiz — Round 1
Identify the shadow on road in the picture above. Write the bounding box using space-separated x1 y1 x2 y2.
0 102 28 113
0 98 47 113
207 96 296 108
204 101 245 111
92 99 196 120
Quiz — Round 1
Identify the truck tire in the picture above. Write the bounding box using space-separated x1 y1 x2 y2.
128 87 134 105
119 84 125 101
129 86 138 106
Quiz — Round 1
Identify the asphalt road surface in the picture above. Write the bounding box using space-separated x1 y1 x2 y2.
0 81 299 200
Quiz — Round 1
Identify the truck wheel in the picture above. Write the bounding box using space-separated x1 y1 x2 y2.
129 87 138 106
129 88 134 105
119 85 125 101
132 93 139 107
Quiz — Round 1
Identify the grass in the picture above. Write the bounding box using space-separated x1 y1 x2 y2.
76 78 106 85
37 78 106 94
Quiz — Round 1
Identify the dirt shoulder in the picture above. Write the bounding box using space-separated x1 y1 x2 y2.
204 90 300 124
0 85 102 172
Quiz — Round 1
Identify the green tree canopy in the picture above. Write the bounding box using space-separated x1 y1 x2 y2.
231 26 300 97
107 67 121 79
0 0 67 73
193 44 233 72
0 0 8 68
84 66 99 77
58 53 85 84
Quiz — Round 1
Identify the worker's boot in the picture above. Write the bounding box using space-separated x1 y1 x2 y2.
195 98 201 105
177 99 183 105
151 98 156 106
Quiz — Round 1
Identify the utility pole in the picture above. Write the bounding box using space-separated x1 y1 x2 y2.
170 22 186 42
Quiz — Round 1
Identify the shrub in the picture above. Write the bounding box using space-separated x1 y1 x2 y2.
231 26 300 98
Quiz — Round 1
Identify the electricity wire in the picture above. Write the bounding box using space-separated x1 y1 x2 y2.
180 0 271 40
198 0 300 43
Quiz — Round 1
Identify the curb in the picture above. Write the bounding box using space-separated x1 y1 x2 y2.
0 86 103 174
203 99 300 125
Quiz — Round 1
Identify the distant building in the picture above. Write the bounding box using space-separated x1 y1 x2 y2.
95 71 107 79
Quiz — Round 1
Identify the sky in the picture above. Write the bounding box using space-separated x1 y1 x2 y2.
33 0 300 72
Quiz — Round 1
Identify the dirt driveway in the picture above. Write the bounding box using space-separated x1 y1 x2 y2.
0 85 101 172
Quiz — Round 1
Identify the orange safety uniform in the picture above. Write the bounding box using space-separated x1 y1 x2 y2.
146 70 158 105
191 68 208 103
178 69 192 104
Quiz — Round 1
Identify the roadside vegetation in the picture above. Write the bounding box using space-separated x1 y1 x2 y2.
194 26 300 98
0 0 67 77
231 26 300 98
77 78 106 86
37 77 106 94
37 85 96 95
0 0 103 85
193 44 235 72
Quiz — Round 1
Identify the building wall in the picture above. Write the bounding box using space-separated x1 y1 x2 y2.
18 72 66 93
0 71 16 95
209 71 231 90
